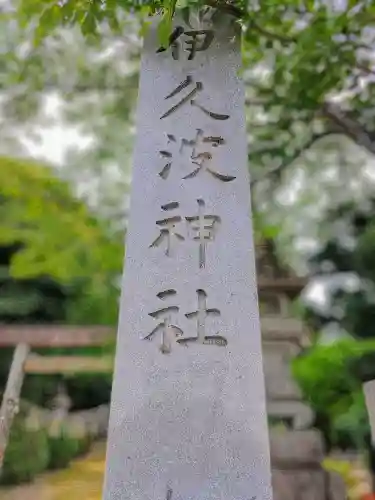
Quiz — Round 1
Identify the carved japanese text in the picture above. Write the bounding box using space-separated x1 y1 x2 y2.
159 129 235 182
144 290 183 354
149 202 185 257
161 76 229 121
156 26 214 61
150 200 220 268
144 289 227 353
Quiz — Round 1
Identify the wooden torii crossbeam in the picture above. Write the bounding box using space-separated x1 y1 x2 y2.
0 325 114 473
0 325 113 348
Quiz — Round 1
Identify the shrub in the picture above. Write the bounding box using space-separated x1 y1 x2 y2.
292 338 375 450
1 415 50 485
76 434 93 457
47 431 81 470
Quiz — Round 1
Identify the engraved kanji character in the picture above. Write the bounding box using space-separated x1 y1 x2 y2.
186 199 220 268
149 202 184 256
144 290 183 354
156 26 214 61
159 134 177 179
180 128 236 182
161 76 229 121
183 29 214 60
177 289 227 346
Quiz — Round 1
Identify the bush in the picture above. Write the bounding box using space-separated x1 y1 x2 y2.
1 415 50 485
76 434 93 457
0 404 94 486
292 338 375 450
47 431 81 470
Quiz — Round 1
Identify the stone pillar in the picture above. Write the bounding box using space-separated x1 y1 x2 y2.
103 11 273 500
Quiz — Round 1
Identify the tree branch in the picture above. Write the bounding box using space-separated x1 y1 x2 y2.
251 99 375 187
250 130 338 187
247 19 297 44
322 102 375 155
204 0 244 18
204 1 296 43
356 62 375 76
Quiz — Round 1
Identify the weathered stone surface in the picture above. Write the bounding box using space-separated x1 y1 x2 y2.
261 317 306 340
79 404 110 438
255 241 347 499
269 431 344 500
103 12 272 500
262 330 313 429
267 400 314 430
328 471 347 500
270 430 324 465
263 340 301 399
271 470 326 500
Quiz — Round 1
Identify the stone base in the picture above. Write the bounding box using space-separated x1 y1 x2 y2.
270 429 346 500
272 469 326 500
328 471 348 500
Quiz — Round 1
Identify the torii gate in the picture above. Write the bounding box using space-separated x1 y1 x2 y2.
0 325 114 473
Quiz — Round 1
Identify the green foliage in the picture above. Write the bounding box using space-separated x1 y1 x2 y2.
14 0 375 121
0 155 123 326
1 9 139 225
17 0 216 43
0 259 74 325
0 410 93 485
6 0 375 455
305 197 375 350
0 156 120 412
0 156 123 286
47 431 81 470
1 415 50 485
332 390 369 450
293 339 370 417
8 0 375 250
292 339 375 449
76 433 93 457
356 221 375 283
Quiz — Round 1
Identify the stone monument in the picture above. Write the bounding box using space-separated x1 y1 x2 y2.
255 239 346 500
256 238 313 430
103 10 273 500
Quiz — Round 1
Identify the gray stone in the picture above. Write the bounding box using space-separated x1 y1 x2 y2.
103 11 273 500
328 471 347 500
261 317 306 340
254 241 341 499
261 322 314 429
270 430 324 465
271 470 326 500
269 430 342 500
267 400 314 430
364 380 375 445
263 339 301 399
77 404 110 438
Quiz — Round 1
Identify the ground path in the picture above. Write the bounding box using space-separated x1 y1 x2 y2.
0 442 371 499
0 442 105 500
